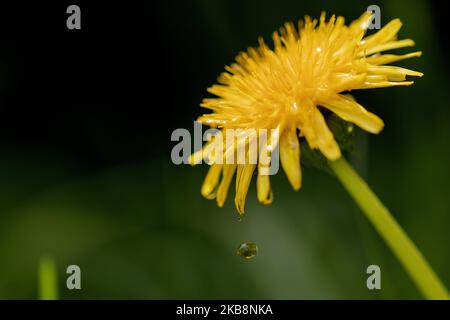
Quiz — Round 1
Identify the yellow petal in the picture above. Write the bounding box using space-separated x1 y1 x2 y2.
367 65 423 81
188 139 216 166
365 51 422 65
320 94 384 134
356 81 414 89
279 127 302 190
311 108 341 160
216 164 237 207
362 19 402 49
188 148 204 166
363 39 415 56
257 165 273 204
349 11 373 34
330 73 367 93
201 164 223 199
235 164 256 214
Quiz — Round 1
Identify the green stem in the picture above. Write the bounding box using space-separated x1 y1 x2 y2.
38 257 59 300
329 157 449 300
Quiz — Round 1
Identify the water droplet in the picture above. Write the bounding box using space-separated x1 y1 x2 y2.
237 242 258 260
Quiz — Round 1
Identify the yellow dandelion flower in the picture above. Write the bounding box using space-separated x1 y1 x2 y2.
190 12 422 214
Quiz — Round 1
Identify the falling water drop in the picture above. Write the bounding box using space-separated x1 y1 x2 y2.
236 242 258 260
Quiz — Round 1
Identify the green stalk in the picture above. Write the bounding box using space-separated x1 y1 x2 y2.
329 157 449 300
38 257 59 300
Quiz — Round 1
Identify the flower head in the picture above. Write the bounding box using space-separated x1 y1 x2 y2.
189 12 422 214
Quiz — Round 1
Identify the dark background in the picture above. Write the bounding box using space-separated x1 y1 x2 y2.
0 0 449 299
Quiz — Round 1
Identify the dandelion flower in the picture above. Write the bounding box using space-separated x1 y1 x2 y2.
190 12 422 214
